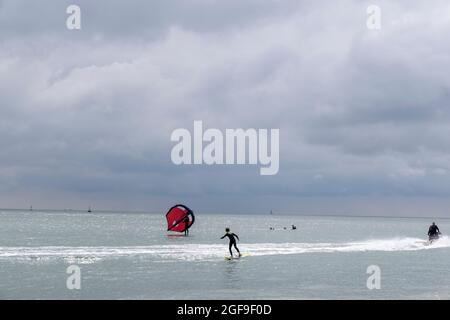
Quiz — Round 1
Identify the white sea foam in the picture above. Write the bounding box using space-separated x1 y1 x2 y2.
1 236 449 262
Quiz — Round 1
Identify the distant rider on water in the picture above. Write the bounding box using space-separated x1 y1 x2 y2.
428 222 441 241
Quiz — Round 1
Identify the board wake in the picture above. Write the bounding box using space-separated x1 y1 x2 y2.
2 237 449 263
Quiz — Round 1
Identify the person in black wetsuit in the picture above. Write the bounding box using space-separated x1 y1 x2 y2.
220 228 241 257
428 222 441 241
184 217 189 236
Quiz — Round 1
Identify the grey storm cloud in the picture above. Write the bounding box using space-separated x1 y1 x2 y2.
1 0 450 215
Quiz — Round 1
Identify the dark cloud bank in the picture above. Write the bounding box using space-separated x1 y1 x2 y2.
1 0 450 216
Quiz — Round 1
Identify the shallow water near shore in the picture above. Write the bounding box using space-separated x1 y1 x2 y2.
1 210 449 299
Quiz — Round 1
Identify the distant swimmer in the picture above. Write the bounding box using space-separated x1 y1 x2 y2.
428 222 441 241
291 225 297 230
221 228 241 258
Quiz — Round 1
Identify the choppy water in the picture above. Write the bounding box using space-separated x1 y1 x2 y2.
0 210 449 299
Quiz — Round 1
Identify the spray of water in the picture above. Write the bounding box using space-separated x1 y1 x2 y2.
1 236 449 262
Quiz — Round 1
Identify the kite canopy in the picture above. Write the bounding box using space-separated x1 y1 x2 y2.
166 204 195 233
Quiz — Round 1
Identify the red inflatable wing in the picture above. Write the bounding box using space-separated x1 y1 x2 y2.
166 204 195 233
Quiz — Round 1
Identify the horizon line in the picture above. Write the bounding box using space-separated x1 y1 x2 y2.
0 207 449 220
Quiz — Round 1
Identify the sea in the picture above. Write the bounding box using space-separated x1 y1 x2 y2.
0 210 449 299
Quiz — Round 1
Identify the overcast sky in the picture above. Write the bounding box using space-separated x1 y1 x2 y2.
1 0 450 216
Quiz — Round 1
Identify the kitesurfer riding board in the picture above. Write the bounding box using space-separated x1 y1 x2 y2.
221 228 241 258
